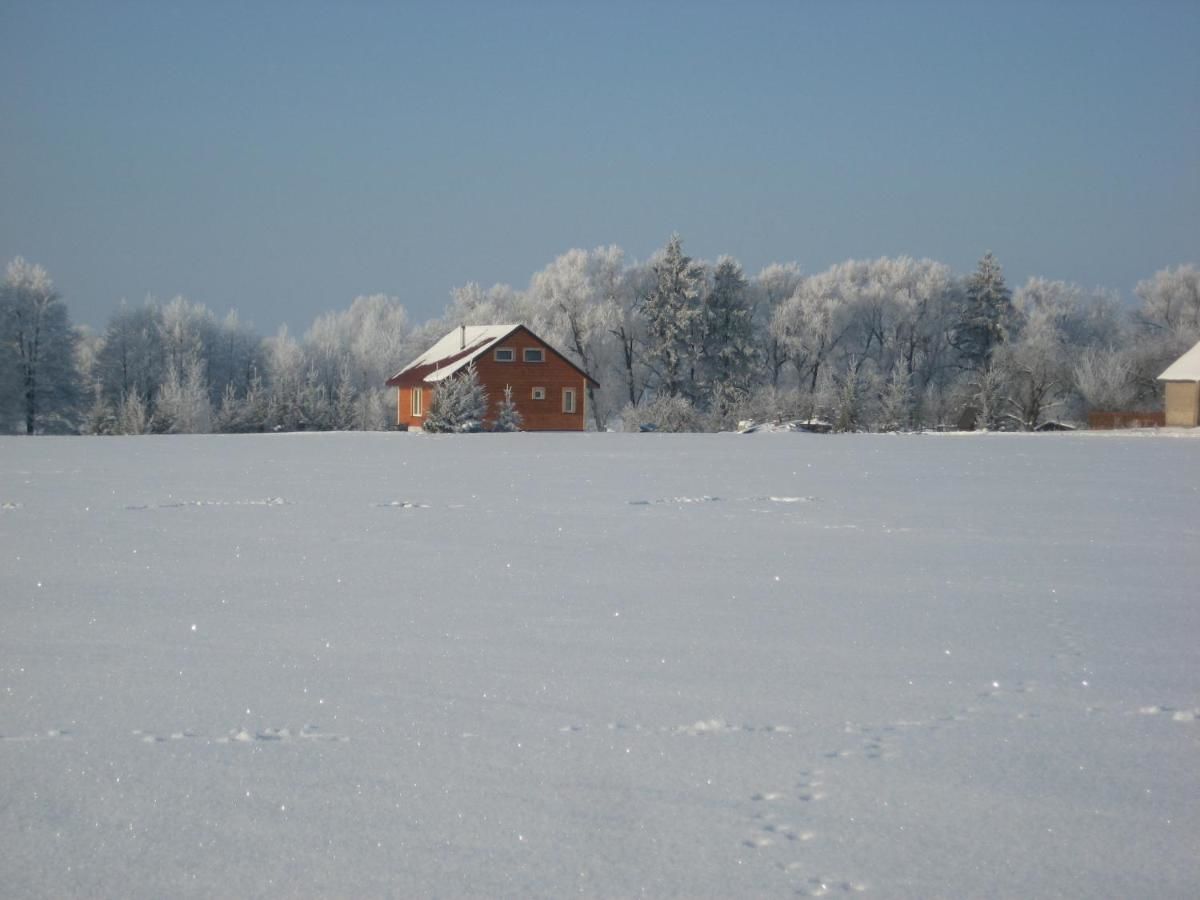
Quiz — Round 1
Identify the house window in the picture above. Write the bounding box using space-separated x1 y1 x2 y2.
494 348 515 362
523 348 545 363
532 387 546 400
411 386 423 417
562 388 576 414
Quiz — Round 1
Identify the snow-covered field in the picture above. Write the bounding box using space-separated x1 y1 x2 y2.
2 432 1197 898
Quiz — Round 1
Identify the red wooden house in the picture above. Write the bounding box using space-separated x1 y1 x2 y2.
386 324 598 431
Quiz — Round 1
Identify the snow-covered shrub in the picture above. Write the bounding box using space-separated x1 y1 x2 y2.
620 394 701 432
492 384 522 432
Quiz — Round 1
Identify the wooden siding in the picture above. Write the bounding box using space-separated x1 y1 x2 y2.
1087 410 1166 429
1164 382 1200 427
472 329 587 431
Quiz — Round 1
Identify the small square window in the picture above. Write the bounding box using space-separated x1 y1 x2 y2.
494 348 514 362
523 348 544 363
532 387 546 400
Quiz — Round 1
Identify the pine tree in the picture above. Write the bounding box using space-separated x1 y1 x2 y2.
642 235 705 397
954 252 1014 369
492 384 523 432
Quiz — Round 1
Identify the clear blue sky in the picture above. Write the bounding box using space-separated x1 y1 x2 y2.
2 0 1197 333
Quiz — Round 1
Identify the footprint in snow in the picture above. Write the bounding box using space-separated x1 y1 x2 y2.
628 495 723 506
373 501 431 509
0 728 71 742
134 724 347 744
1138 705 1199 723
127 497 289 510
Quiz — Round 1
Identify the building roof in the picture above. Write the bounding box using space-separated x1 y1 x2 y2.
385 324 598 387
1157 339 1200 381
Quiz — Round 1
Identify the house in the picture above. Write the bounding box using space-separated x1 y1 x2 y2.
386 324 598 431
1157 339 1200 427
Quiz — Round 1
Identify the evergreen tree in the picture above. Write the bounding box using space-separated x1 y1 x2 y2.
0 258 81 434
954 252 1014 369
492 384 523 431
422 360 488 432
703 257 757 408
642 235 705 397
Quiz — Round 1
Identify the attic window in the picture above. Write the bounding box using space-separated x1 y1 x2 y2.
494 348 515 362
523 348 545 363
532 387 546 400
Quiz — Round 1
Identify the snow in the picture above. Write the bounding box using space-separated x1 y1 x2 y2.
1 431 1198 898
1157 338 1200 381
393 324 520 382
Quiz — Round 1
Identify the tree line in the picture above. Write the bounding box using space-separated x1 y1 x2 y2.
1 242 1197 435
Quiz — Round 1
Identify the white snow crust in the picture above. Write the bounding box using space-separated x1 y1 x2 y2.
1 432 1198 898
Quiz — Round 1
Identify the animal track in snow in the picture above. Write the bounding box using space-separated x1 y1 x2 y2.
628 494 821 507
372 500 431 509
0 501 21 510
133 724 347 745
627 496 723 506
557 719 795 737
671 719 795 736
794 875 868 896
1138 705 1199 723
0 728 71 742
126 497 289 510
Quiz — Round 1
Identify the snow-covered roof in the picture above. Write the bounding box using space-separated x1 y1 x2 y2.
391 324 521 384
1157 340 1200 381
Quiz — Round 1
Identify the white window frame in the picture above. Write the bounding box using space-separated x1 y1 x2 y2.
494 348 515 362
562 388 576 414
523 348 545 363
411 386 423 417
531 387 546 400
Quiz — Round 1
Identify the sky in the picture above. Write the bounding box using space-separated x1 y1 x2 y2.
1 0 1197 335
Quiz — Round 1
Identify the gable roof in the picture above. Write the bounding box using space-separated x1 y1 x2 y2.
386 324 598 387
1157 339 1200 381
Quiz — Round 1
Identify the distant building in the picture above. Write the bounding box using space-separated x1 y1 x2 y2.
386 324 597 431
1156 339 1200 427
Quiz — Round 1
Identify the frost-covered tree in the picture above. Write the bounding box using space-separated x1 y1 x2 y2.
610 259 654 409
750 262 803 387
970 362 1007 430
770 272 851 395
153 355 213 433
527 246 622 429
702 256 757 410
492 384 522 432
0 258 81 433
642 235 705 397
422 360 487 432
994 329 1069 430
1135 264 1200 338
831 357 870 432
953 252 1014 369
878 359 913 431
619 393 700 432
1073 346 1138 413
118 391 150 435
